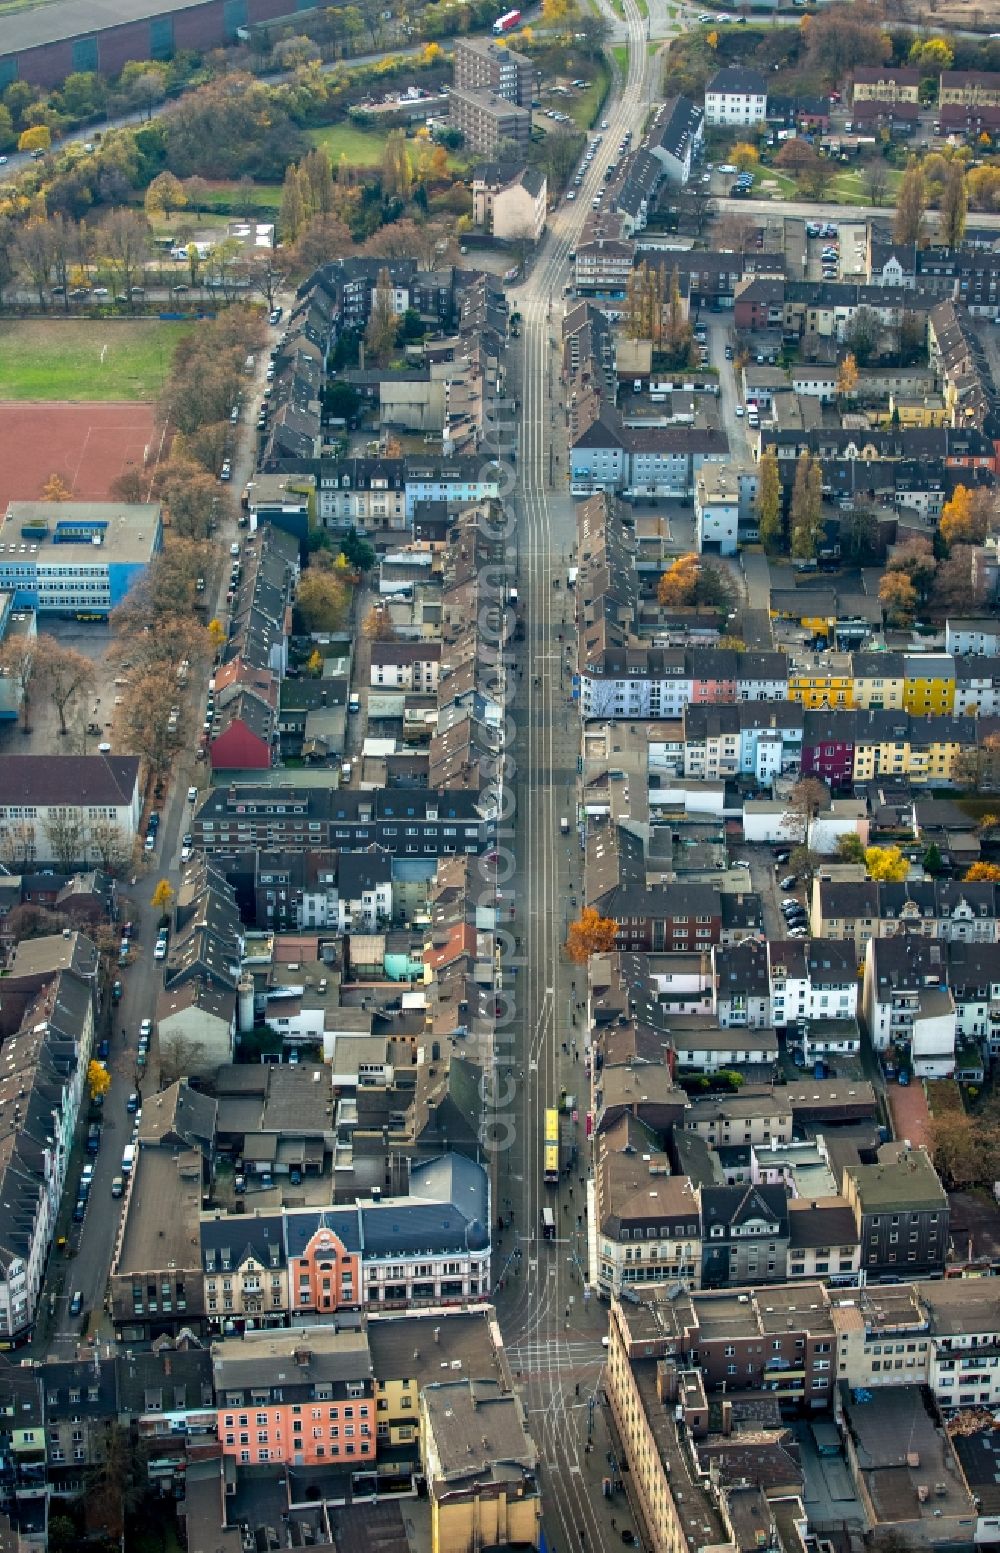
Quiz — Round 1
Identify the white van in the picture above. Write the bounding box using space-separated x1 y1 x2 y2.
121 1143 135 1175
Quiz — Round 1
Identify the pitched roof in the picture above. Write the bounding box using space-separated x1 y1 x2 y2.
0 754 140 808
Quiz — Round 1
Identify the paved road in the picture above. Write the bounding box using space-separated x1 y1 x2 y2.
490 5 668 1550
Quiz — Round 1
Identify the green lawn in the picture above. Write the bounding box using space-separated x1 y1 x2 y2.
307 121 464 172
828 165 904 205
611 43 629 73
307 122 392 166
0 319 192 400
635 0 649 16
567 56 611 130
190 181 283 210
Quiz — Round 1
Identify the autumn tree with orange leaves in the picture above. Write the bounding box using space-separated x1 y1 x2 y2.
565 907 618 963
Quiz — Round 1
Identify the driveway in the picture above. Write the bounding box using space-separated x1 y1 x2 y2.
886 1073 932 1151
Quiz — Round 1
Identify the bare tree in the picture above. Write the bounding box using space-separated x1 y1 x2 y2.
158 1031 206 1084
43 812 84 870
14 220 54 308
863 160 889 207
0 820 38 867
36 636 96 735
99 209 151 302
116 670 182 776
88 818 135 874
0 636 39 731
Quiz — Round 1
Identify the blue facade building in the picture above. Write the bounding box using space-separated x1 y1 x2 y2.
0 502 162 617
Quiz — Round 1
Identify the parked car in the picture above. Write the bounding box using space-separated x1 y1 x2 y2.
69 1291 83 1316
779 874 798 890
111 1176 124 1198
127 1091 139 1113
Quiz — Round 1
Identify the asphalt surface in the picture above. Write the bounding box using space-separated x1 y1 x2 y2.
490 7 680 1551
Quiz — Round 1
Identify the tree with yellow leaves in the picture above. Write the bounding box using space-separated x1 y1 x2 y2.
151 879 176 913
565 907 618 963
940 484 992 549
18 125 50 154
965 862 1000 882
208 619 226 654
837 352 859 399
878 570 917 626
864 845 909 882
420 41 443 63
88 1059 111 1100
42 473 72 502
657 553 700 607
732 142 759 172
541 0 576 22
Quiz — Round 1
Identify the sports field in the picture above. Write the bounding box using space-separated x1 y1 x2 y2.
0 402 160 512
0 319 191 401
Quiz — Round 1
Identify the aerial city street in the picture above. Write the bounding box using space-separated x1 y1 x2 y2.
6 0 1000 1549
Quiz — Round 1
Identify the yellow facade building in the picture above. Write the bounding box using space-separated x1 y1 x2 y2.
850 652 906 710
787 652 854 709
902 655 956 716
421 1379 540 1553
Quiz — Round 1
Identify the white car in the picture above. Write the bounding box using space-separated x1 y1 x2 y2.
153 940 167 960
139 1019 152 1039
566 191 576 200
735 405 745 417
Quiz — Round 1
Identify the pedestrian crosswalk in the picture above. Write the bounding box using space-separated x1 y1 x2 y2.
507 1338 606 1372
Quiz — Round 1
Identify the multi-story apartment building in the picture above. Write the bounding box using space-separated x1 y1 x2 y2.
844 1143 949 1280
767 939 859 1029
704 67 767 126
852 66 921 104
193 785 494 858
285 1155 491 1317
201 1212 288 1332
939 69 1000 107
0 968 94 1343
453 36 533 104
701 1184 790 1288
595 1116 702 1297
213 1328 375 1469
448 85 531 157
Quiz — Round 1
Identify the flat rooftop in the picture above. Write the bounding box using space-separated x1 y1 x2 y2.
1 0 204 54
366 1306 508 1391
116 1147 202 1274
840 1384 975 1525
2 501 160 565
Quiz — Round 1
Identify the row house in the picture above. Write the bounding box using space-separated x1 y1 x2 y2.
767 939 859 1031
595 1115 702 1298
863 935 1000 1072
844 1142 949 1278
202 1154 490 1329
0 964 94 1344
194 784 494 857
213 1328 375 1470
369 640 441 693
311 454 503 534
